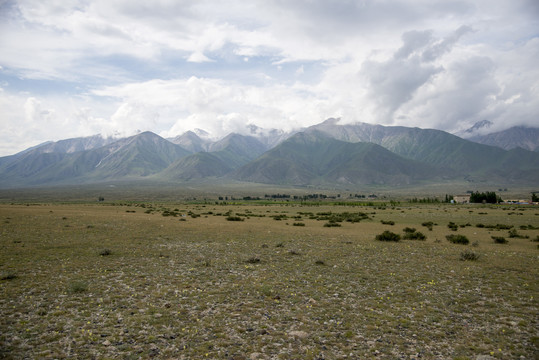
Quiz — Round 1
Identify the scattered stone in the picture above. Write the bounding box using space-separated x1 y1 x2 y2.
288 330 308 339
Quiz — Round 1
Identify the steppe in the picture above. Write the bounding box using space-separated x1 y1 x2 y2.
1 198 537 359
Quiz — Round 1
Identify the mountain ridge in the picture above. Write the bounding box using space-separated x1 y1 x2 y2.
1 119 538 188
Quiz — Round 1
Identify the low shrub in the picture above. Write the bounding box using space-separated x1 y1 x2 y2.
492 236 508 244
381 220 395 225
403 231 426 240
460 249 480 261
403 227 416 233
68 281 88 294
292 222 305 226
447 222 458 231
226 216 244 221
422 221 434 231
508 229 529 239
0 271 17 281
376 231 401 242
99 248 112 256
324 222 341 227
446 234 469 245
245 257 261 264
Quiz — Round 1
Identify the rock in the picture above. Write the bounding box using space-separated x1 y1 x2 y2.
288 330 308 339
102 340 111 346
249 353 262 360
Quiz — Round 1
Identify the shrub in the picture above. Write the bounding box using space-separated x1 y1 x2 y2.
68 281 88 294
532 235 539 242
422 221 434 231
292 222 305 226
0 271 17 281
376 231 401 242
324 222 341 227
447 222 458 231
460 249 480 261
381 220 395 225
492 236 508 244
446 234 469 245
403 231 426 240
226 216 244 221
508 229 529 239
245 257 261 264
99 248 112 256
314 260 326 265
403 227 416 233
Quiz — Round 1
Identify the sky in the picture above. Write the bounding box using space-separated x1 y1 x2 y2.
0 0 538 156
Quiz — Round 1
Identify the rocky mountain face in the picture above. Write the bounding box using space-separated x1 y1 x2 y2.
467 126 539 152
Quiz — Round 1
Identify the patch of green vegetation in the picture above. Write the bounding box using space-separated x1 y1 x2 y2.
460 249 480 261
67 280 88 294
376 230 401 242
492 236 508 244
446 234 470 245
0 201 537 359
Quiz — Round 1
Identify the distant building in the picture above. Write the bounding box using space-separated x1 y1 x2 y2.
453 195 470 204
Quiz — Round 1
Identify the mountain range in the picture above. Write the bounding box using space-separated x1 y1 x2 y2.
1 119 538 189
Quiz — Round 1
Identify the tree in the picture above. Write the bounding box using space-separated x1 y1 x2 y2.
469 191 501 204
532 193 539 202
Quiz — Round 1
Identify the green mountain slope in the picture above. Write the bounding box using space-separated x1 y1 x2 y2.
234 131 443 186
0 132 191 186
308 119 539 183
159 152 233 180
159 133 267 180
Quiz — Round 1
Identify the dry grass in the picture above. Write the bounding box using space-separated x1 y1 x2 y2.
0 202 538 359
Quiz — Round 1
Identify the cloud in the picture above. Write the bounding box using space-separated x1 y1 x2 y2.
0 0 538 156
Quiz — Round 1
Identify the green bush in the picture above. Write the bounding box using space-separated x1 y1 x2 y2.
492 236 508 244
446 234 469 245
421 221 434 231
245 257 261 264
226 216 244 221
324 221 341 227
447 222 458 231
381 220 395 225
68 281 88 294
99 248 112 256
403 227 416 233
403 231 426 240
376 231 401 242
508 229 529 239
292 222 305 226
0 271 17 281
460 249 480 261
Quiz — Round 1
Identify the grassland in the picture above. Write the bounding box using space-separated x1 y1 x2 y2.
1 201 538 359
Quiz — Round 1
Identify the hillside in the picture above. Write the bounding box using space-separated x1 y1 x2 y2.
306 119 539 182
1 120 538 188
160 134 267 180
468 126 539 152
233 131 443 186
0 132 191 187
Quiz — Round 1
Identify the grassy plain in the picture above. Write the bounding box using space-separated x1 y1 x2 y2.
0 201 538 359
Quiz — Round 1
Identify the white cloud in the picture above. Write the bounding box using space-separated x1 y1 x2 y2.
0 0 538 156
